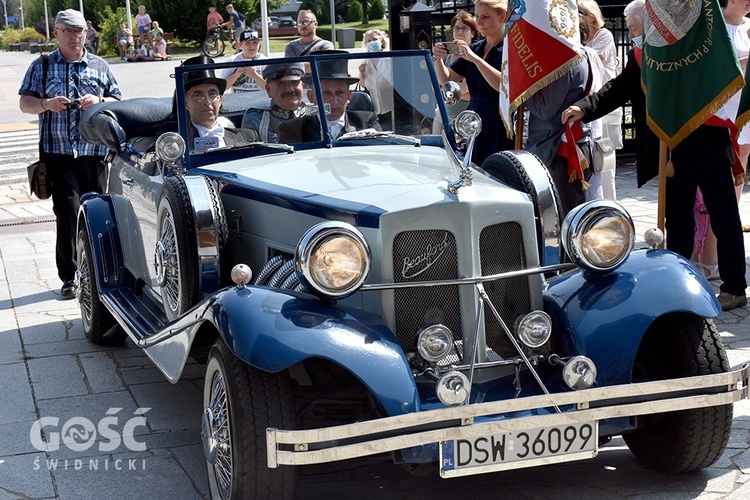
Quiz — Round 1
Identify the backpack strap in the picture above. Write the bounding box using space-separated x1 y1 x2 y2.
299 37 323 56
39 54 49 159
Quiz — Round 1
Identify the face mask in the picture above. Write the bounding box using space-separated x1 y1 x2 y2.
366 40 381 52
632 35 643 48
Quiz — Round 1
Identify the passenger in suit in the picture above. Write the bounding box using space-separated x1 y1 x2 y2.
279 56 380 143
172 55 259 151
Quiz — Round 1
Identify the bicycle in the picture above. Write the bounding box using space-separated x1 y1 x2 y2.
202 27 236 57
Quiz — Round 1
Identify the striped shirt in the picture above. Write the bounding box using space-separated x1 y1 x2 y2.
18 49 122 157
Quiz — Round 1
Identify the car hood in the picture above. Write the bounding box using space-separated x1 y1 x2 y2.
199 145 523 215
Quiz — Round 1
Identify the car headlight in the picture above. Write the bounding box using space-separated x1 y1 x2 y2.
416 325 454 363
515 311 552 348
155 132 186 162
296 221 371 299
561 200 635 273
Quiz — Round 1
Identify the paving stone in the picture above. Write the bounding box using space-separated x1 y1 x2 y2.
52 448 203 499
0 362 36 424
27 354 88 400
79 352 125 393
128 381 202 431
0 453 55 498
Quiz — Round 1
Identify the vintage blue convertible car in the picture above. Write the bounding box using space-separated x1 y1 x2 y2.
78 51 748 499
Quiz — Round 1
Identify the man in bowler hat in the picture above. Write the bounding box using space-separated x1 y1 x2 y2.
178 55 258 151
279 55 380 143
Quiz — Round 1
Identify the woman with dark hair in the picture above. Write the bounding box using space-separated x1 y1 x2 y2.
444 11 479 118
433 0 514 165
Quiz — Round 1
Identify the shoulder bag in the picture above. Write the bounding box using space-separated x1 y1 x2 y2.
28 54 52 200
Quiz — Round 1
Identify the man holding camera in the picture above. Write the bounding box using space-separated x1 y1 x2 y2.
18 9 121 299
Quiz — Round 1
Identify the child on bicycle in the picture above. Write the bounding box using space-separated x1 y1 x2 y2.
207 5 223 33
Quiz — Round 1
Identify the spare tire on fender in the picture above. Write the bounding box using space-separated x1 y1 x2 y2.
480 150 564 266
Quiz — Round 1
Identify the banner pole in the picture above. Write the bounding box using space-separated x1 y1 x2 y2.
657 140 668 248
515 104 524 150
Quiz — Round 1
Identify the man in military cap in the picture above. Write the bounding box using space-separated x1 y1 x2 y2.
178 55 259 151
241 62 310 142
279 55 380 143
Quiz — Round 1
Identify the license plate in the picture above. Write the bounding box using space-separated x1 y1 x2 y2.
439 421 598 478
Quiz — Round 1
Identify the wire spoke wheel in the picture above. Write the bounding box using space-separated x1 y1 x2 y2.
76 226 121 344
203 341 298 499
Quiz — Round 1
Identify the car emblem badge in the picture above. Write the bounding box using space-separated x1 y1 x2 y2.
402 232 451 279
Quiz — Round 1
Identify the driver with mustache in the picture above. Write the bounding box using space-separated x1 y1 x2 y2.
241 62 309 142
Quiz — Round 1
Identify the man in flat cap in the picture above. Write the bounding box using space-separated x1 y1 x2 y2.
177 55 259 151
279 56 380 143
241 62 310 142
18 8 121 300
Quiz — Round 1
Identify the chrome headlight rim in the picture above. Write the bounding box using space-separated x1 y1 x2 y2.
561 200 635 273
155 132 186 162
515 311 552 349
416 324 454 363
295 221 371 299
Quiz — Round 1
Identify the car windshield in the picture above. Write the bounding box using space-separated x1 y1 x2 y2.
172 51 453 167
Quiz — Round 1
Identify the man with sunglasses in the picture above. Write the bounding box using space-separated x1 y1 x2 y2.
284 10 334 57
18 9 121 300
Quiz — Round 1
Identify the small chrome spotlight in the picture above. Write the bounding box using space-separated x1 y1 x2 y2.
516 311 552 348
562 355 597 390
155 132 186 162
644 227 664 249
417 325 454 363
231 264 253 287
436 371 471 406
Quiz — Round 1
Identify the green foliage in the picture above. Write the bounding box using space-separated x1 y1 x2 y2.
348 1 363 22
94 6 132 57
0 27 49 50
301 0 331 24
369 0 385 21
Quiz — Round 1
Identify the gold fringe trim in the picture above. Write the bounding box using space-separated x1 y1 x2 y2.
736 106 750 136
501 52 585 138
735 173 747 186
643 74 744 150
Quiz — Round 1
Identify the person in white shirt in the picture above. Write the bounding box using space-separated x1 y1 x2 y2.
219 30 267 92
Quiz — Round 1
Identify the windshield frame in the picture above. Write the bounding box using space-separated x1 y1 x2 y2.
172 49 456 168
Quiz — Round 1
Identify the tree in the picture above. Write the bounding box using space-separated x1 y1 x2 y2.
370 0 385 21
348 0 362 22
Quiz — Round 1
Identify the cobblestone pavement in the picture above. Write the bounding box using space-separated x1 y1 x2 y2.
2 49 750 500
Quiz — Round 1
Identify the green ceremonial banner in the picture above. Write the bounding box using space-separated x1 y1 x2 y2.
736 62 750 135
642 0 743 149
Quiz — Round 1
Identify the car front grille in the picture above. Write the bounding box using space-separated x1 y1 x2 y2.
393 230 463 361
480 222 529 358
391 223 529 363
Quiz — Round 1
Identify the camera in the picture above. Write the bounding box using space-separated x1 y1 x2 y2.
443 42 459 55
66 99 82 111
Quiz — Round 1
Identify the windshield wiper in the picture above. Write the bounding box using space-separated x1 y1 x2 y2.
337 129 421 146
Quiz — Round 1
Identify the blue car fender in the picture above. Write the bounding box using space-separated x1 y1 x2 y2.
207 286 420 416
543 249 720 386
78 194 124 291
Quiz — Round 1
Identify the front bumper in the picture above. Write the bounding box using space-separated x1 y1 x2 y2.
267 365 749 470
